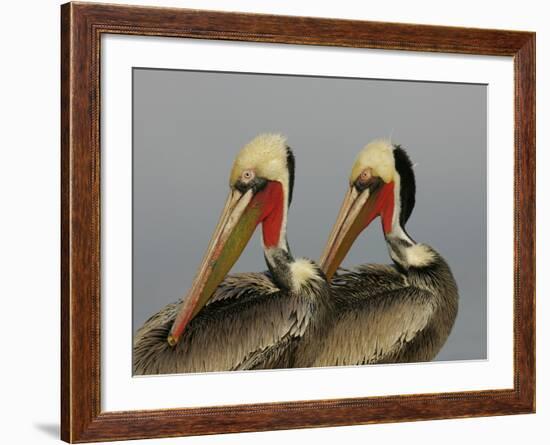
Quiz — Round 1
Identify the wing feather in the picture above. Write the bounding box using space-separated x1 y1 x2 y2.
312 268 435 367
133 272 309 375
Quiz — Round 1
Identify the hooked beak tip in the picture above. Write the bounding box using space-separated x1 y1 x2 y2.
167 334 178 347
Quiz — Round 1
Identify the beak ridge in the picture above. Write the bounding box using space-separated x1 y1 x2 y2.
168 188 257 346
320 184 384 280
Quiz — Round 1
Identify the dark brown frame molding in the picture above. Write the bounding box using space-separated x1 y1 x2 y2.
61 2 536 442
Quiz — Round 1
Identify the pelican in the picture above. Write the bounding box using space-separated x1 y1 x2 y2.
133 134 331 375
312 140 458 366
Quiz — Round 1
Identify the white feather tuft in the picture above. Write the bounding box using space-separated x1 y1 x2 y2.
290 259 323 293
405 244 436 268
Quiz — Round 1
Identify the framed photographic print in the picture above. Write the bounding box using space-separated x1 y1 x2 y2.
61 2 535 442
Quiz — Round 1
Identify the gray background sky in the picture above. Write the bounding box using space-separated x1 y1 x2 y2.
133 68 487 362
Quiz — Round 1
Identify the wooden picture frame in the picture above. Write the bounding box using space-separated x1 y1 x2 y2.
61 2 535 442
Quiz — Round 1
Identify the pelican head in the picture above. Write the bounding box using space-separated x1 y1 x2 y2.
168 133 294 346
320 139 416 280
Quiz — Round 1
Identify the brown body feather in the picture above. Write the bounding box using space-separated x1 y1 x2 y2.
133 268 332 375
312 249 458 367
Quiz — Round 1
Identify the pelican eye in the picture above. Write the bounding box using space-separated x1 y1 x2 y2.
354 168 379 192
241 170 255 182
359 169 371 182
234 170 265 195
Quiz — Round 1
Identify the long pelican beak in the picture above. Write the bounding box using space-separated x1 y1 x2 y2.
168 188 261 346
320 180 393 280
